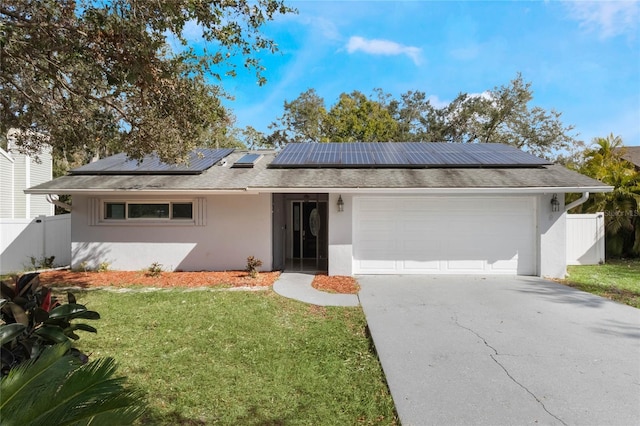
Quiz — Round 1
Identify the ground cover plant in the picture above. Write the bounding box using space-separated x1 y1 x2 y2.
562 259 640 308
73 289 397 425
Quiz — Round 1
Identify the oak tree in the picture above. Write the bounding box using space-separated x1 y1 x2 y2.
1 0 293 163
267 74 579 160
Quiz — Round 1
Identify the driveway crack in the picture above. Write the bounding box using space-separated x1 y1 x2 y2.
452 315 567 426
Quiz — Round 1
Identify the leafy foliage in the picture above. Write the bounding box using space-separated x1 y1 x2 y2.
28 255 56 271
145 262 163 277
0 273 99 376
1 0 294 164
266 74 579 160
246 256 263 279
570 135 640 257
0 342 145 426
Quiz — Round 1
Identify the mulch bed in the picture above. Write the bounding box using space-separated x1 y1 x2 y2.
311 274 360 294
35 270 359 294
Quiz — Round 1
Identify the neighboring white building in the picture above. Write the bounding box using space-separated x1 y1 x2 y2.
0 131 54 219
25 143 613 278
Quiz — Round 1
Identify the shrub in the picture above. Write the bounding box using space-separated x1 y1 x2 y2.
0 273 99 376
0 273 145 423
145 262 163 277
0 342 145 425
246 256 263 278
97 262 110 272
27 255 55 271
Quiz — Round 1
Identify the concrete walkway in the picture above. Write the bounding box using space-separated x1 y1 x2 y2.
273 272 359 307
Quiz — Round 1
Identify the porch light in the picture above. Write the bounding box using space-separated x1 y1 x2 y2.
337 195 344 212
550 194 560 212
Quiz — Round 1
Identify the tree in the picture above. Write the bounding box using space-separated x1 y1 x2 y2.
571 134 640 257
324 91 398 142
267 75 579 160
1 0 294 163
269 88 327 145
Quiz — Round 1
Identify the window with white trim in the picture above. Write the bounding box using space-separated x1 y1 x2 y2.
90 198 205 226
104 202 194 220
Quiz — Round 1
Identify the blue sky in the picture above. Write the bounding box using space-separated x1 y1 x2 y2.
216 0 639 147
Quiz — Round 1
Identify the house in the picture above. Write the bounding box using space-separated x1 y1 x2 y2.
0 132 54 219
25 142 612 278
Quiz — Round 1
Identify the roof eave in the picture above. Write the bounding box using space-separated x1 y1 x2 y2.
26 185 614 196
246 186 614 194
24 188 248 196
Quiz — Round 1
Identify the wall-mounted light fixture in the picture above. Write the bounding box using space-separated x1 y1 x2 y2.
337 195 344 212
550 194 560 212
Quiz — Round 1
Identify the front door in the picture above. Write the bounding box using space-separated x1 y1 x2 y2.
292 200 326 259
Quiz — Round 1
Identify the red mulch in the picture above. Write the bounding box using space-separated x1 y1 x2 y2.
36 270 360 294
312 274 360 294
38 270 279 289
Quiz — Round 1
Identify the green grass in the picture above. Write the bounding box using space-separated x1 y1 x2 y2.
74 289 397 425
563 259 640 308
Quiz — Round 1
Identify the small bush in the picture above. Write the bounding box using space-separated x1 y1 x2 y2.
246 256 263 278
146 262 163 277
0 273 100 376
97 262 110 272
28 255 55 270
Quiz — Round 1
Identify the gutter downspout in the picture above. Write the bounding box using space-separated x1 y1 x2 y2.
564 192 589 212
46 194 72 212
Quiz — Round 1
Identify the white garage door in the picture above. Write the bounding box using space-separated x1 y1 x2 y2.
353 196 536 275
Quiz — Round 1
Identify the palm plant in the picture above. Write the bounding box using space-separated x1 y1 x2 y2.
573 134 640 257
0 342 144 425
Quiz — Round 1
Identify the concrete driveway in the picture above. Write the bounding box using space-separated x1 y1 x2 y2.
357 275 640 426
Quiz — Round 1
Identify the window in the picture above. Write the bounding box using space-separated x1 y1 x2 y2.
105 203 125 219
104 202 193 221
172 203 193 219
128 203 170 219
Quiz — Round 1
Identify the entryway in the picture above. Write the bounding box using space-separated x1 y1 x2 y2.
272 194 328 273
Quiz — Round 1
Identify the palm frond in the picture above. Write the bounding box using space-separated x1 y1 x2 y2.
0 344 144 426
0 342 76 414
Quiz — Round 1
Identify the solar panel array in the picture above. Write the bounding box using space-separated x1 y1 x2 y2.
70 148 235 175
269 142 551 168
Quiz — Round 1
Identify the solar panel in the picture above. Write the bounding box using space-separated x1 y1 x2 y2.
371 143 405 165
269 142 551 168
70 148 234 175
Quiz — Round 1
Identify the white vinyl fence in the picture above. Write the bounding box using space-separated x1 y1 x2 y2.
0 214 71 273
566 213 605 265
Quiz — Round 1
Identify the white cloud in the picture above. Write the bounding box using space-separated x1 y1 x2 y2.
345 36 423 65
564 0 639 39
427 95 449 109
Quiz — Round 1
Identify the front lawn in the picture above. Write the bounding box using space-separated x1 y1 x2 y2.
562 259 640 308
74 289 397 425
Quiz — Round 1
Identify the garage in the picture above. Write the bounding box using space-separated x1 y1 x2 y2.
353 196 536 275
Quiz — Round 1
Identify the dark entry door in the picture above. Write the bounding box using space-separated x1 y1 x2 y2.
292 201 323 259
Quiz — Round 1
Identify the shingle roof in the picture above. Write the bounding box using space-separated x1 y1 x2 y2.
25 145 612 194
619 146 640 168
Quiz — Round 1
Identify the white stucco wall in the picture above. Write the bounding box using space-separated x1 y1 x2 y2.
70 193 272 272
328 193 353 276
538 193 567 278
